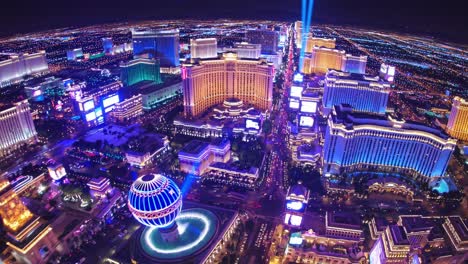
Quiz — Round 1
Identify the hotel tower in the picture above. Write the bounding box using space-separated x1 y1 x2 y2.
323 105 456 181
0 100 37 158
182 52 274 118
447 96 468 141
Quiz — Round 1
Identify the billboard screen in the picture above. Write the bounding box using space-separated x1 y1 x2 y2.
289 100 300 109
293 73 303 82
284 213 303 227
103 94 119 108
290 86 303 98
387 66 396 76
300 101 317 113
290 215 303 226
83 100 95 112
95 107 103 117
286 201 305 212
299 116 314 127
246 119 260 130
85 112 96 121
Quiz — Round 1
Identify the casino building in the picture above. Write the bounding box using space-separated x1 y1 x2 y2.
132 29 180 68
323 70 391 114
178 139 231 175
447 96 468 141
323 105 456 181
305 37 336 52
0 100 37 158
301 47 367 75
120 58 162 86
190 38 218 59
0 51 49 87
225 42 262 59
182 52 274 118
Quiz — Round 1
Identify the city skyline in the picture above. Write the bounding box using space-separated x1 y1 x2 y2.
0 9 466 264
0 0 466 44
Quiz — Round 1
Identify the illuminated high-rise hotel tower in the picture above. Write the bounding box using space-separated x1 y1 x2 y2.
132 29 180 67
0 51 48 87
226 42 262 59
182 52 274 118
190 38 218 59
301 47 367 75
324 105 456 181
323 70 391 114
0 100 37 158
120 58 162 86
447 96 468 141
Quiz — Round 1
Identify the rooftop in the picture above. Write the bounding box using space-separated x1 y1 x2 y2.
389 225 410 246
327 211 362 230
332 104 451 140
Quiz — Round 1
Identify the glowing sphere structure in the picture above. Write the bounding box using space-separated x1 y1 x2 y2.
128 174 182 228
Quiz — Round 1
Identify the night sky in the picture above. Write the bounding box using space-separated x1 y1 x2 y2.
1 0 466 43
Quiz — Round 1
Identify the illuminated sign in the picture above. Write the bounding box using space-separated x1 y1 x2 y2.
300 101 317 113
284 213 291 224
104 106 115 113
286 201 304 211
293 73 304 82
289 100 300 109
387 66 395 76
95 107 103 117
32 90 42 97
380 64 388 74
103 94 119 108
299 116 314 127
246 119 260 130
290 86 303 98
48 165 66 180
290 215 302 226
85 112 96 121
289 233 303 245
83 100 95 112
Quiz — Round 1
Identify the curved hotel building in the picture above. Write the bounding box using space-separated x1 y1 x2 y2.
190 38 218 59
0 51 48 87
447 96 468 141
323 70 391 114
0 100 37 158
304 37 336 52
182 52 274 118
323 105 456 181
301 47 367 75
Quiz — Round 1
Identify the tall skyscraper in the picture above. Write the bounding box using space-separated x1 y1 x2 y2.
246 29 278 55
302 47 367 74
447 96 468 141
182 52 274 118
226 42 261 59
190 38 218 59
323 105 456 180
120 58 162 86
102 37 113 54
0 51 48 87
0 100 37 158
323 70 390 114
132 29 180 67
